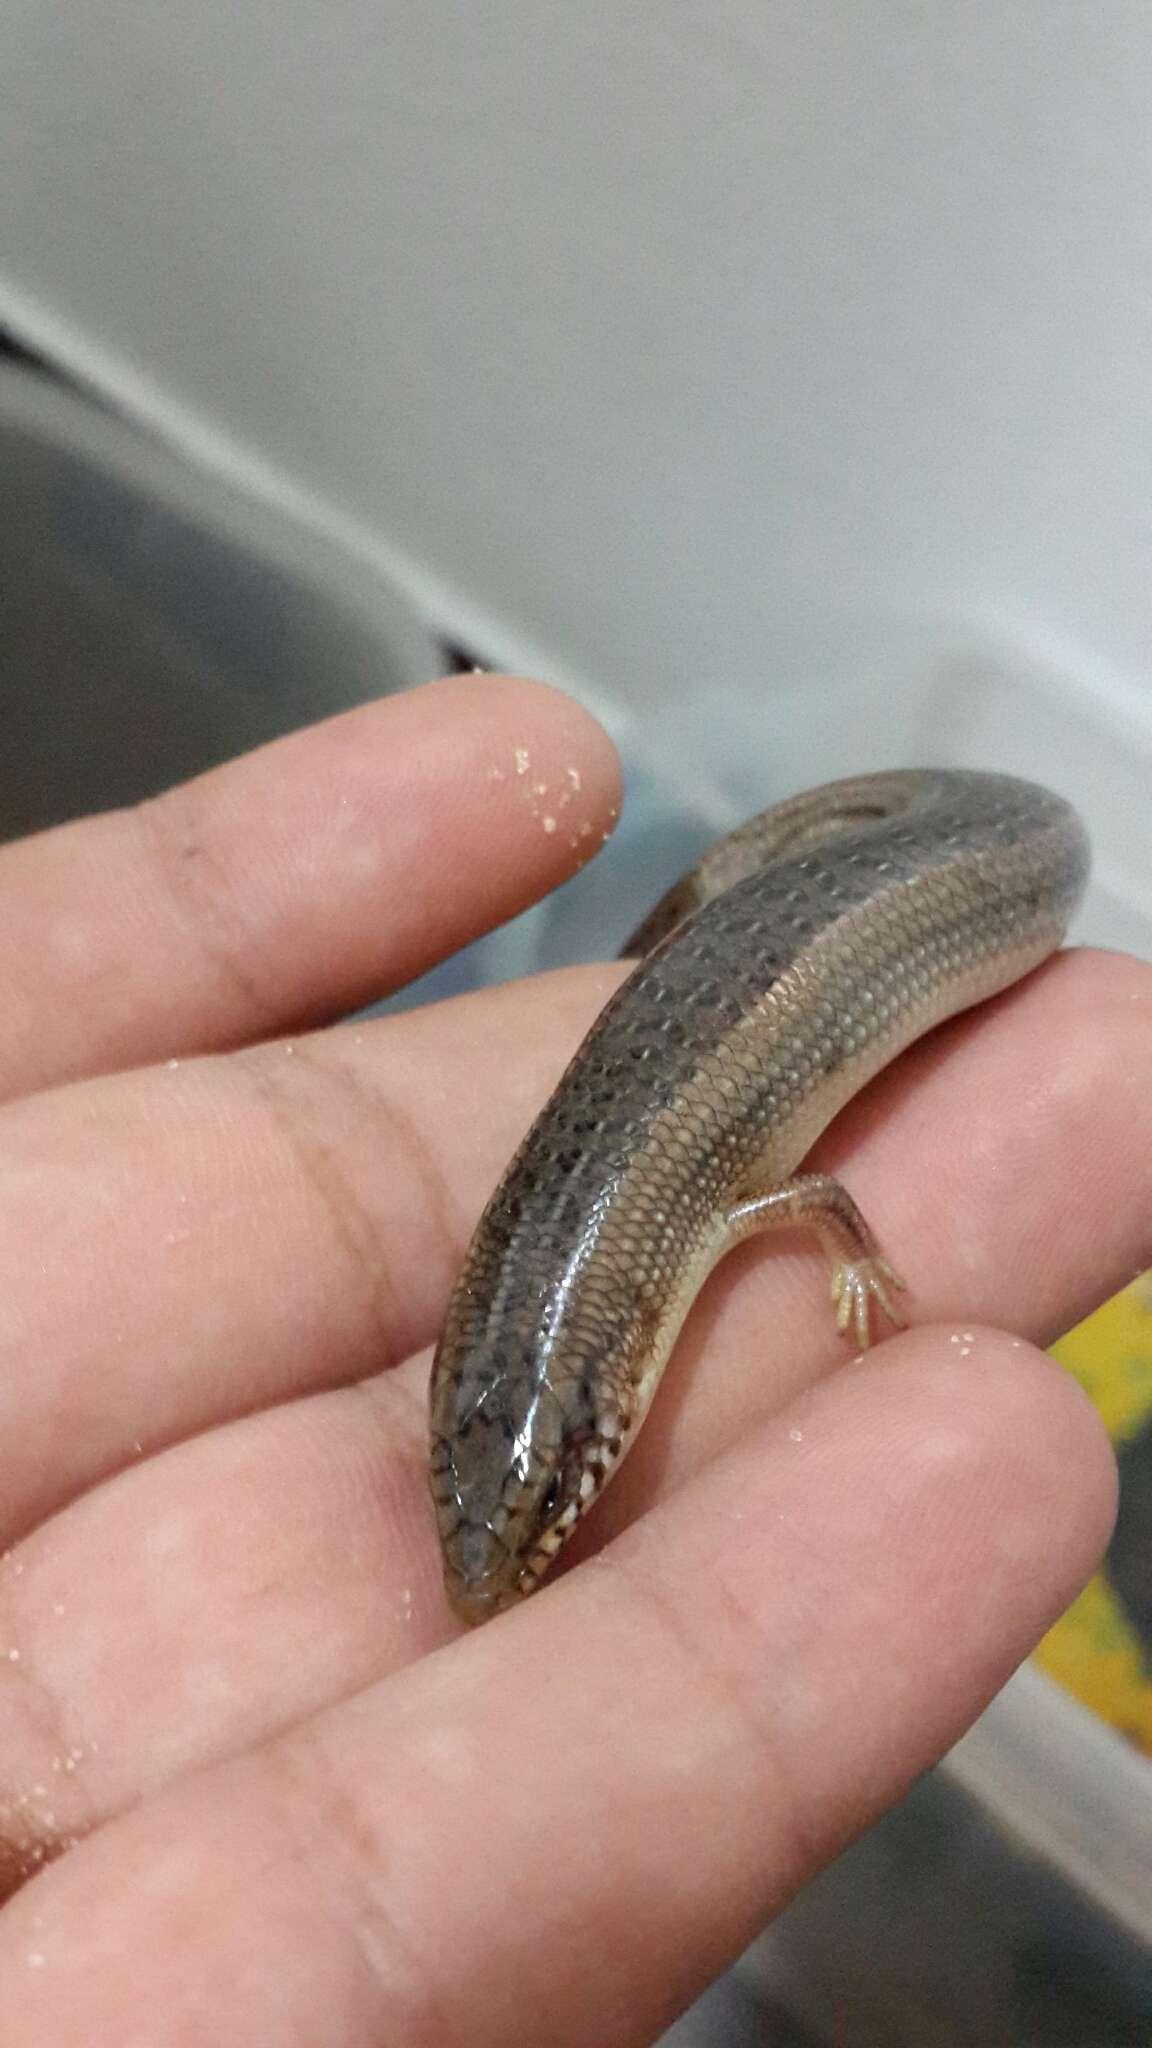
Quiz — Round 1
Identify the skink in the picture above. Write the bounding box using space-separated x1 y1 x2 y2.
429 768 1089 1625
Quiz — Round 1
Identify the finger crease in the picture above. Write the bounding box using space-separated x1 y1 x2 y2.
242 1047 404 1370
240 1038 461 1376
0 1604 96 1905
317 1037 466 1312
131 791 268 1027
598 1544 822 1887
269 1738 455 2048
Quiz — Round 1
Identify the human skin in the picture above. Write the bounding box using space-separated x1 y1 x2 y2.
0 672 1137 2045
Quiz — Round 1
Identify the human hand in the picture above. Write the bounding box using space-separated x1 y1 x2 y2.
0 674 1136 2045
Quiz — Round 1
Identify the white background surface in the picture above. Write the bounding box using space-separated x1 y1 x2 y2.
3 5 1152 791
2 4 1151 944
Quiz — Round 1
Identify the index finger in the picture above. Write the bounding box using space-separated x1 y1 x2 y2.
0 672 620 1100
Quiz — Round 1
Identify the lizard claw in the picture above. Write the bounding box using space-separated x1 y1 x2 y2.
830 1255 907 1350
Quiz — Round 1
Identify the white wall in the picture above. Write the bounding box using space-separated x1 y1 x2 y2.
3 4 1152 864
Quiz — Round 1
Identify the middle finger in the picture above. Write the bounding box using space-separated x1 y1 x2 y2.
0 948 1145 1545
0 962 620 1539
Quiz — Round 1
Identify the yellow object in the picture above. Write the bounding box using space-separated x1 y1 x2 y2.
1037 1275 1152 1754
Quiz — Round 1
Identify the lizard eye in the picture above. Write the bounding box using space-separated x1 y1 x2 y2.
541 1473 564 1519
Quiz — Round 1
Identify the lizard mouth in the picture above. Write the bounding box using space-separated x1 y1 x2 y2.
436 1406 633 1626
513 1429 628 1599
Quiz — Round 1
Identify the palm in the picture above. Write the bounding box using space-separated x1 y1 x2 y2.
0 675 1135 2046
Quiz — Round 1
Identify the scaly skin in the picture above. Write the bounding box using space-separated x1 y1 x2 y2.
429 769 1090 1624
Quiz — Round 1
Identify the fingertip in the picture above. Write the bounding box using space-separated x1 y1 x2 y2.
902 1323 1119 1593
785 1322 1119 1657
609 1318 1118 1777
446 670 623 865
164 670 623 1031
